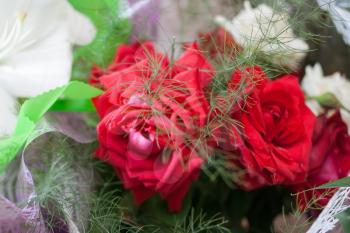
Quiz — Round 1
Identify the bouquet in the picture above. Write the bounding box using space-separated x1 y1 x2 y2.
1 0 350 232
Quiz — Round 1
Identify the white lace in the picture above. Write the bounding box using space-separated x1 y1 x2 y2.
307 187 350 233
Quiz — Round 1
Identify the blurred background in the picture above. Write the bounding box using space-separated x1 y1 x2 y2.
134 0 350 77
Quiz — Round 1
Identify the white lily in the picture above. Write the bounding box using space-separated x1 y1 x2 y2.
0 0 96 136
215 1 309 71
0 87 17 137
0 0 95 97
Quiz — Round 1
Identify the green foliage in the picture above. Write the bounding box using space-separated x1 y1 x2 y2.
317 177 350 189
171 210 230 233
137 193 192 229
86 189 142 233
313 92 348 110
30 145 228 233
337 207 350 233
202 153 241 188
68 0 131 80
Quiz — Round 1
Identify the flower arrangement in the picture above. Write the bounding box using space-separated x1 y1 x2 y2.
1 0 350 232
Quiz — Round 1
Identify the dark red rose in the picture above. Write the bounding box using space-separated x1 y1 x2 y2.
198 27 241 59
224 67 316 190
89 65 104 87
93 41 214 212
292 111 350 209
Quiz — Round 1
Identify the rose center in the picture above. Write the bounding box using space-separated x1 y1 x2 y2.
262 103 287 143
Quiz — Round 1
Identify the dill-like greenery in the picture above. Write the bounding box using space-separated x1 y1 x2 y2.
27 135 96 232
171 210 230 233
275 188 337 233
86 189 143 233
17 133 232 233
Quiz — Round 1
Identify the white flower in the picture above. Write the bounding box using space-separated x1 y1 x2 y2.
0 87 17 137
0 0 96 98
302 63 350 110
302 63 350 134
215 1 309 71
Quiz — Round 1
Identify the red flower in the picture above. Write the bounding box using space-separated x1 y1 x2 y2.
93 41 214 212
198 27 241 59
292 111 350 209
227 67 316 189
89 42 157 86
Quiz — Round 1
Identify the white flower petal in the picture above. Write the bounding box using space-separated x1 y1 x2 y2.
0 0 27 23
302 63 350 110
302 63 326 97
0 86 17 138
0 0 97 98
64 1 96 45
0 0 65 43
14 0 95 44
0 25 72 97
214 1 309 70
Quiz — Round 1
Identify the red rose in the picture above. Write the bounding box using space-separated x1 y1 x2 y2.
226 67 316 189
198 27 241 59
172 43 215 89
93 41 214 212
292 111 350 209
207 67 267 154
89 42 157 86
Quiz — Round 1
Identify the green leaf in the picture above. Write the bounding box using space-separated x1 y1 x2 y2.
336 207 350 233
0 81 102 172
68 0 131 81
138 192 192 228
317 177 350 189
312 92 345 109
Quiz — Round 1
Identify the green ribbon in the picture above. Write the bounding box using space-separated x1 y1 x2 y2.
0 81 102 172
50 99 97 112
